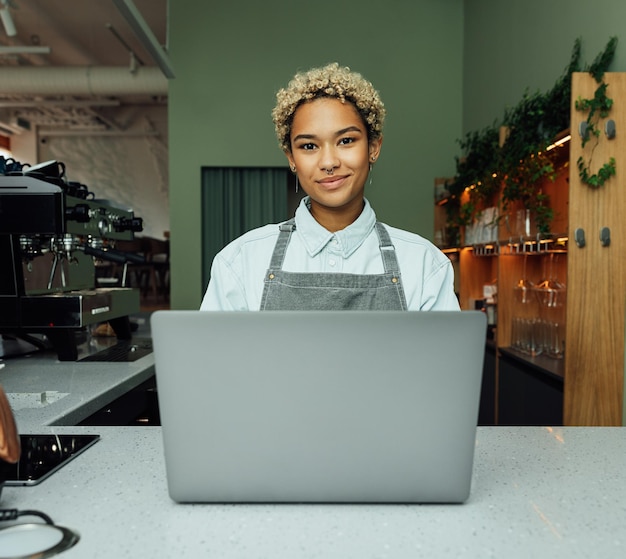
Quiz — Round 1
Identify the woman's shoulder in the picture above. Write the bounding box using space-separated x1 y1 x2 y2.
379 222 433 246
379 223 449 261
235 222 282 244
215 222 282 262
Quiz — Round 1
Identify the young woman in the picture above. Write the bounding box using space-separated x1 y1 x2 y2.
201 63 459 311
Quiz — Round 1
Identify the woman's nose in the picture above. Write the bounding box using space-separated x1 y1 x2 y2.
319 146 340 171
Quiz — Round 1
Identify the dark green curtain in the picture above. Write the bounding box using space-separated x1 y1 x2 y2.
201 167 289 293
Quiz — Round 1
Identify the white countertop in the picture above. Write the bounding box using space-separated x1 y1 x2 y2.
0 351 155 432
1 426 625 558
1 341 626 558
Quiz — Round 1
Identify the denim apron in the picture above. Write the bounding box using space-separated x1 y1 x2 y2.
260 219 408 311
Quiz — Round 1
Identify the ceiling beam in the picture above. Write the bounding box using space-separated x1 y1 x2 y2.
0 66 167 95
0 100 121 108
112 0 175 79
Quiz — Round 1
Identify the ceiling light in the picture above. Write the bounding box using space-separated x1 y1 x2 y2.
0 2 16 37
112 0 175 79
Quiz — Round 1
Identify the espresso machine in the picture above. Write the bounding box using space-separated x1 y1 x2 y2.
0 159 144 361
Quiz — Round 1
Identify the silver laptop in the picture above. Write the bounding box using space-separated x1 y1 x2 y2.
151 310 486 504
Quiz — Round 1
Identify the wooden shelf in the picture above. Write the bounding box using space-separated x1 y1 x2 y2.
435 73 626 426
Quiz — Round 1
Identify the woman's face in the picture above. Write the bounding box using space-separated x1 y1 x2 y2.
286 97 382 219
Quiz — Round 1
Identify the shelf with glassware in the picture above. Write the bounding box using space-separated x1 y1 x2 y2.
437 72 626 426
435 153 568 335
434 142 569 424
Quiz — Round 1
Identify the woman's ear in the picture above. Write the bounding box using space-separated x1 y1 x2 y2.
285 150 296 172
369 136 383 162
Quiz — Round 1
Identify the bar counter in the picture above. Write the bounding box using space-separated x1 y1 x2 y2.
1 352 625 557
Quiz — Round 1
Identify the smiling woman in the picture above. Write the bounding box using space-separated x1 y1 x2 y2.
200 63 459 312
285 97 381 232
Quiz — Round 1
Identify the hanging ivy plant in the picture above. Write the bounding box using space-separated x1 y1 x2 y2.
445 39 582 238
574 36 618 189
445 37 617 240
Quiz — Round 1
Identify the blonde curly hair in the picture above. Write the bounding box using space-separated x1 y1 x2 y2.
272 62 386 152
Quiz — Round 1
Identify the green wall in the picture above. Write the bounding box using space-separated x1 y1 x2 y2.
463 0 626 134
168 0 626 309
168 0 464 309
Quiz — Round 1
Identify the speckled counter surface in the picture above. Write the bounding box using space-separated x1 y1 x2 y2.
1 338 625 558
2 426 625 558
0 351 155 432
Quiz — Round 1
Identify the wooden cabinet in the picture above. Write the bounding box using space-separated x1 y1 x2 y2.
436 72 626 426
565 72 626 426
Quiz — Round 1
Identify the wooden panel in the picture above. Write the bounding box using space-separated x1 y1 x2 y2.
458 249 497 310
498 254 540 347
542 156 570 236
565 73 626 425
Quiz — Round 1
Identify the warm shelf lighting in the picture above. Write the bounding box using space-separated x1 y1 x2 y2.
546 134 571 151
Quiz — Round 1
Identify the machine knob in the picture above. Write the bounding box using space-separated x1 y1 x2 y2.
98 218 109 236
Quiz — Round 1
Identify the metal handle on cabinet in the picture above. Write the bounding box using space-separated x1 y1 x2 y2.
574 228 586 248
600 227 611 247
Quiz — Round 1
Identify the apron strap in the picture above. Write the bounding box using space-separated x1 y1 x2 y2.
375 222 401 274
268 218 295 270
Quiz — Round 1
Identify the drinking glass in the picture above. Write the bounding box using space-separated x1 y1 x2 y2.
514 255 534 305
534 254 566 309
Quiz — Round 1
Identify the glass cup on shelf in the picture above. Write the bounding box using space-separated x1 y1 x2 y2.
526 318 543 357
531 254 566 359
534 254 566 309
544 321 565 359
514 254 534 305
511 316 543 357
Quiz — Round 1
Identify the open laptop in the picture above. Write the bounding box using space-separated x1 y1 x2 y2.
151 310 486 504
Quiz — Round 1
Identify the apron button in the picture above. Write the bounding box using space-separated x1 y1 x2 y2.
269 273 275 280
391 277 398 283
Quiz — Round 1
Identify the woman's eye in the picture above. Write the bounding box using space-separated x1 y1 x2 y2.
299 143 316 150
339 137 355 145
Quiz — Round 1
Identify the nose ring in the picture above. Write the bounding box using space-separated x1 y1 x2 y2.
325 167 334 175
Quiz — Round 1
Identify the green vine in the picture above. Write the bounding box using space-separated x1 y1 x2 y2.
444 37 617 242
446 39 582 238
576 156 616 188
574 36 618 189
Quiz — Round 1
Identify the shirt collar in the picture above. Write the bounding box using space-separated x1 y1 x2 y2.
293 196 377 257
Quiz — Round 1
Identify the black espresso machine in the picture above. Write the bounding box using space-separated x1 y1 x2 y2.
0 159 144 361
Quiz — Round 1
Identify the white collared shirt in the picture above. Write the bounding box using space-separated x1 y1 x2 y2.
201 197 460 311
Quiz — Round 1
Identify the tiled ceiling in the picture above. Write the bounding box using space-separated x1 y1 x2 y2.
0 0 168 134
